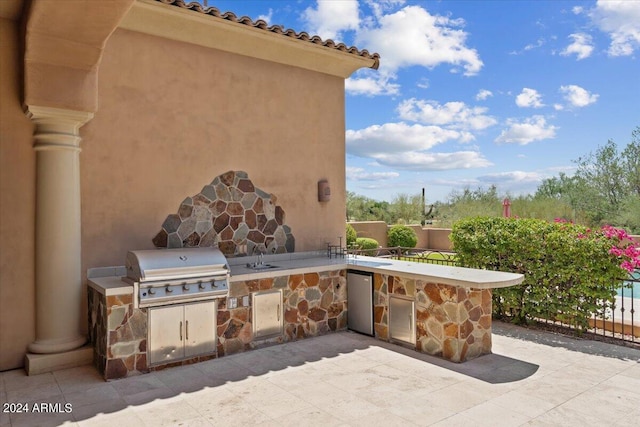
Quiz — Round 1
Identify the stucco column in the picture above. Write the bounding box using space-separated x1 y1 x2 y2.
26 105 94 354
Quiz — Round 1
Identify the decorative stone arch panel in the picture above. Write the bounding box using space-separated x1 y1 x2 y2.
153 171 294 256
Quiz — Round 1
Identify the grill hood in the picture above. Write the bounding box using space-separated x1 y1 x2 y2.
125 247 229 282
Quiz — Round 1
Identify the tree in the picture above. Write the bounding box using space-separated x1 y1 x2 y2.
621 127 640 197
574 140 626 222
390 193 423 224
346 191 391 222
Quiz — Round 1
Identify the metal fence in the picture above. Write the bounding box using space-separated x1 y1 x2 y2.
349 247 638 346
348 247 457 266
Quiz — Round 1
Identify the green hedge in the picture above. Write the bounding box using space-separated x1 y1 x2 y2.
346 224 357 246
355 237 379 250
450 217 629 330
387 225 417 248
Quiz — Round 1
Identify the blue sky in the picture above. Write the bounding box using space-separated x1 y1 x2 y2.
202 0 639 203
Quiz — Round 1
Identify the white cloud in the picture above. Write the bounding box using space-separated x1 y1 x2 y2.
476 170 545 194
516 88 544 108
509 38 548 55
397 98 497 130
346 167 399 181
373 151 493 171
475 89 493 101
346 122 491 171
432 177 480 187
477 171 544 185
572 6 584 15
302 0 359 41
355 5 483 77
590 0 640 56
524 38 545 51
561 33 594 60
256 9 273 24
559 85 599 107
345 73 400 96
495 116 557 145
416 78 430 89
364 0 406 19
346 122 464 156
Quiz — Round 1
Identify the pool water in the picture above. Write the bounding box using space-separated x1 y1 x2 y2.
617 271 639 299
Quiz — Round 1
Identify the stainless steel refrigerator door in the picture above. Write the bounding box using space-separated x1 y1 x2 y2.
347 271 374 335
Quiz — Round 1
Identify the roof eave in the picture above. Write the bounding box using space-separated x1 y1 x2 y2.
119 0 378 78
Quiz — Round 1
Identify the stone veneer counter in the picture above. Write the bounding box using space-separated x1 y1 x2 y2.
87 253 524 379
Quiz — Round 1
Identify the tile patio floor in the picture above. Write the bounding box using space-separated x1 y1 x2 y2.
1 322 639 427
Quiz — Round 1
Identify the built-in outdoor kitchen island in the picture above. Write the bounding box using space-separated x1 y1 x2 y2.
88 252 524 380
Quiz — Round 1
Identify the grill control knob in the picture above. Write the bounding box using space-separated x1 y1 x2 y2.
198 282 205 290
212 281 218 288
166 286 173 293
183 283 190 291
148 288 156 295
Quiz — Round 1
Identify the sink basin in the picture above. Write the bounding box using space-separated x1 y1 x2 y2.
248 263 280 271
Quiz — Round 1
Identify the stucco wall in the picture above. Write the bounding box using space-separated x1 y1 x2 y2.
349 221 389 247
349 221 454 251
80 28 347 275
0 18 37 370
1 24 349 370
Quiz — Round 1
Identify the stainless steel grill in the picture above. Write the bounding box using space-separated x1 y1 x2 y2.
123 247 230 308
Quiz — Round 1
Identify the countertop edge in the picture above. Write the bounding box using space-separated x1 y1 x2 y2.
88 276 133 296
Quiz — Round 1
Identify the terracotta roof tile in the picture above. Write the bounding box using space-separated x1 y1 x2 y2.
155 0 380 69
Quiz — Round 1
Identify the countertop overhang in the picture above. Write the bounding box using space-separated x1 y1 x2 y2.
228 253 524 289
88 252 524 293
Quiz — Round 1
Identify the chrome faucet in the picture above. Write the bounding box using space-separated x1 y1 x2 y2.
251 247 264 267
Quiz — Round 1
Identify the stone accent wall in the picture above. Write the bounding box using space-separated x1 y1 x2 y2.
219 270 347 356
88 287 148 380
372 273 492 363
153 170 295 256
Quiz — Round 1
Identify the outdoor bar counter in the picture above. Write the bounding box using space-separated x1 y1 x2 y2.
88 252 524 380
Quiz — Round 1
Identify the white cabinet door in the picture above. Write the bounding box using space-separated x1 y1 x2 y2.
389 296 415 345
184 301 216 358
252 290 283 339
148 305 185 365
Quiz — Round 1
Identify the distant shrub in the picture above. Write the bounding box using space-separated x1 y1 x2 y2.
387 225 417 248
450 217 636 330
355 237 379 250
346 224 357 246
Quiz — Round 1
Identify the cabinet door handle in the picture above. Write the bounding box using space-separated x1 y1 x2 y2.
277 304 280 321
409 313 412 329
180 321 183 341
186 320 189 341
